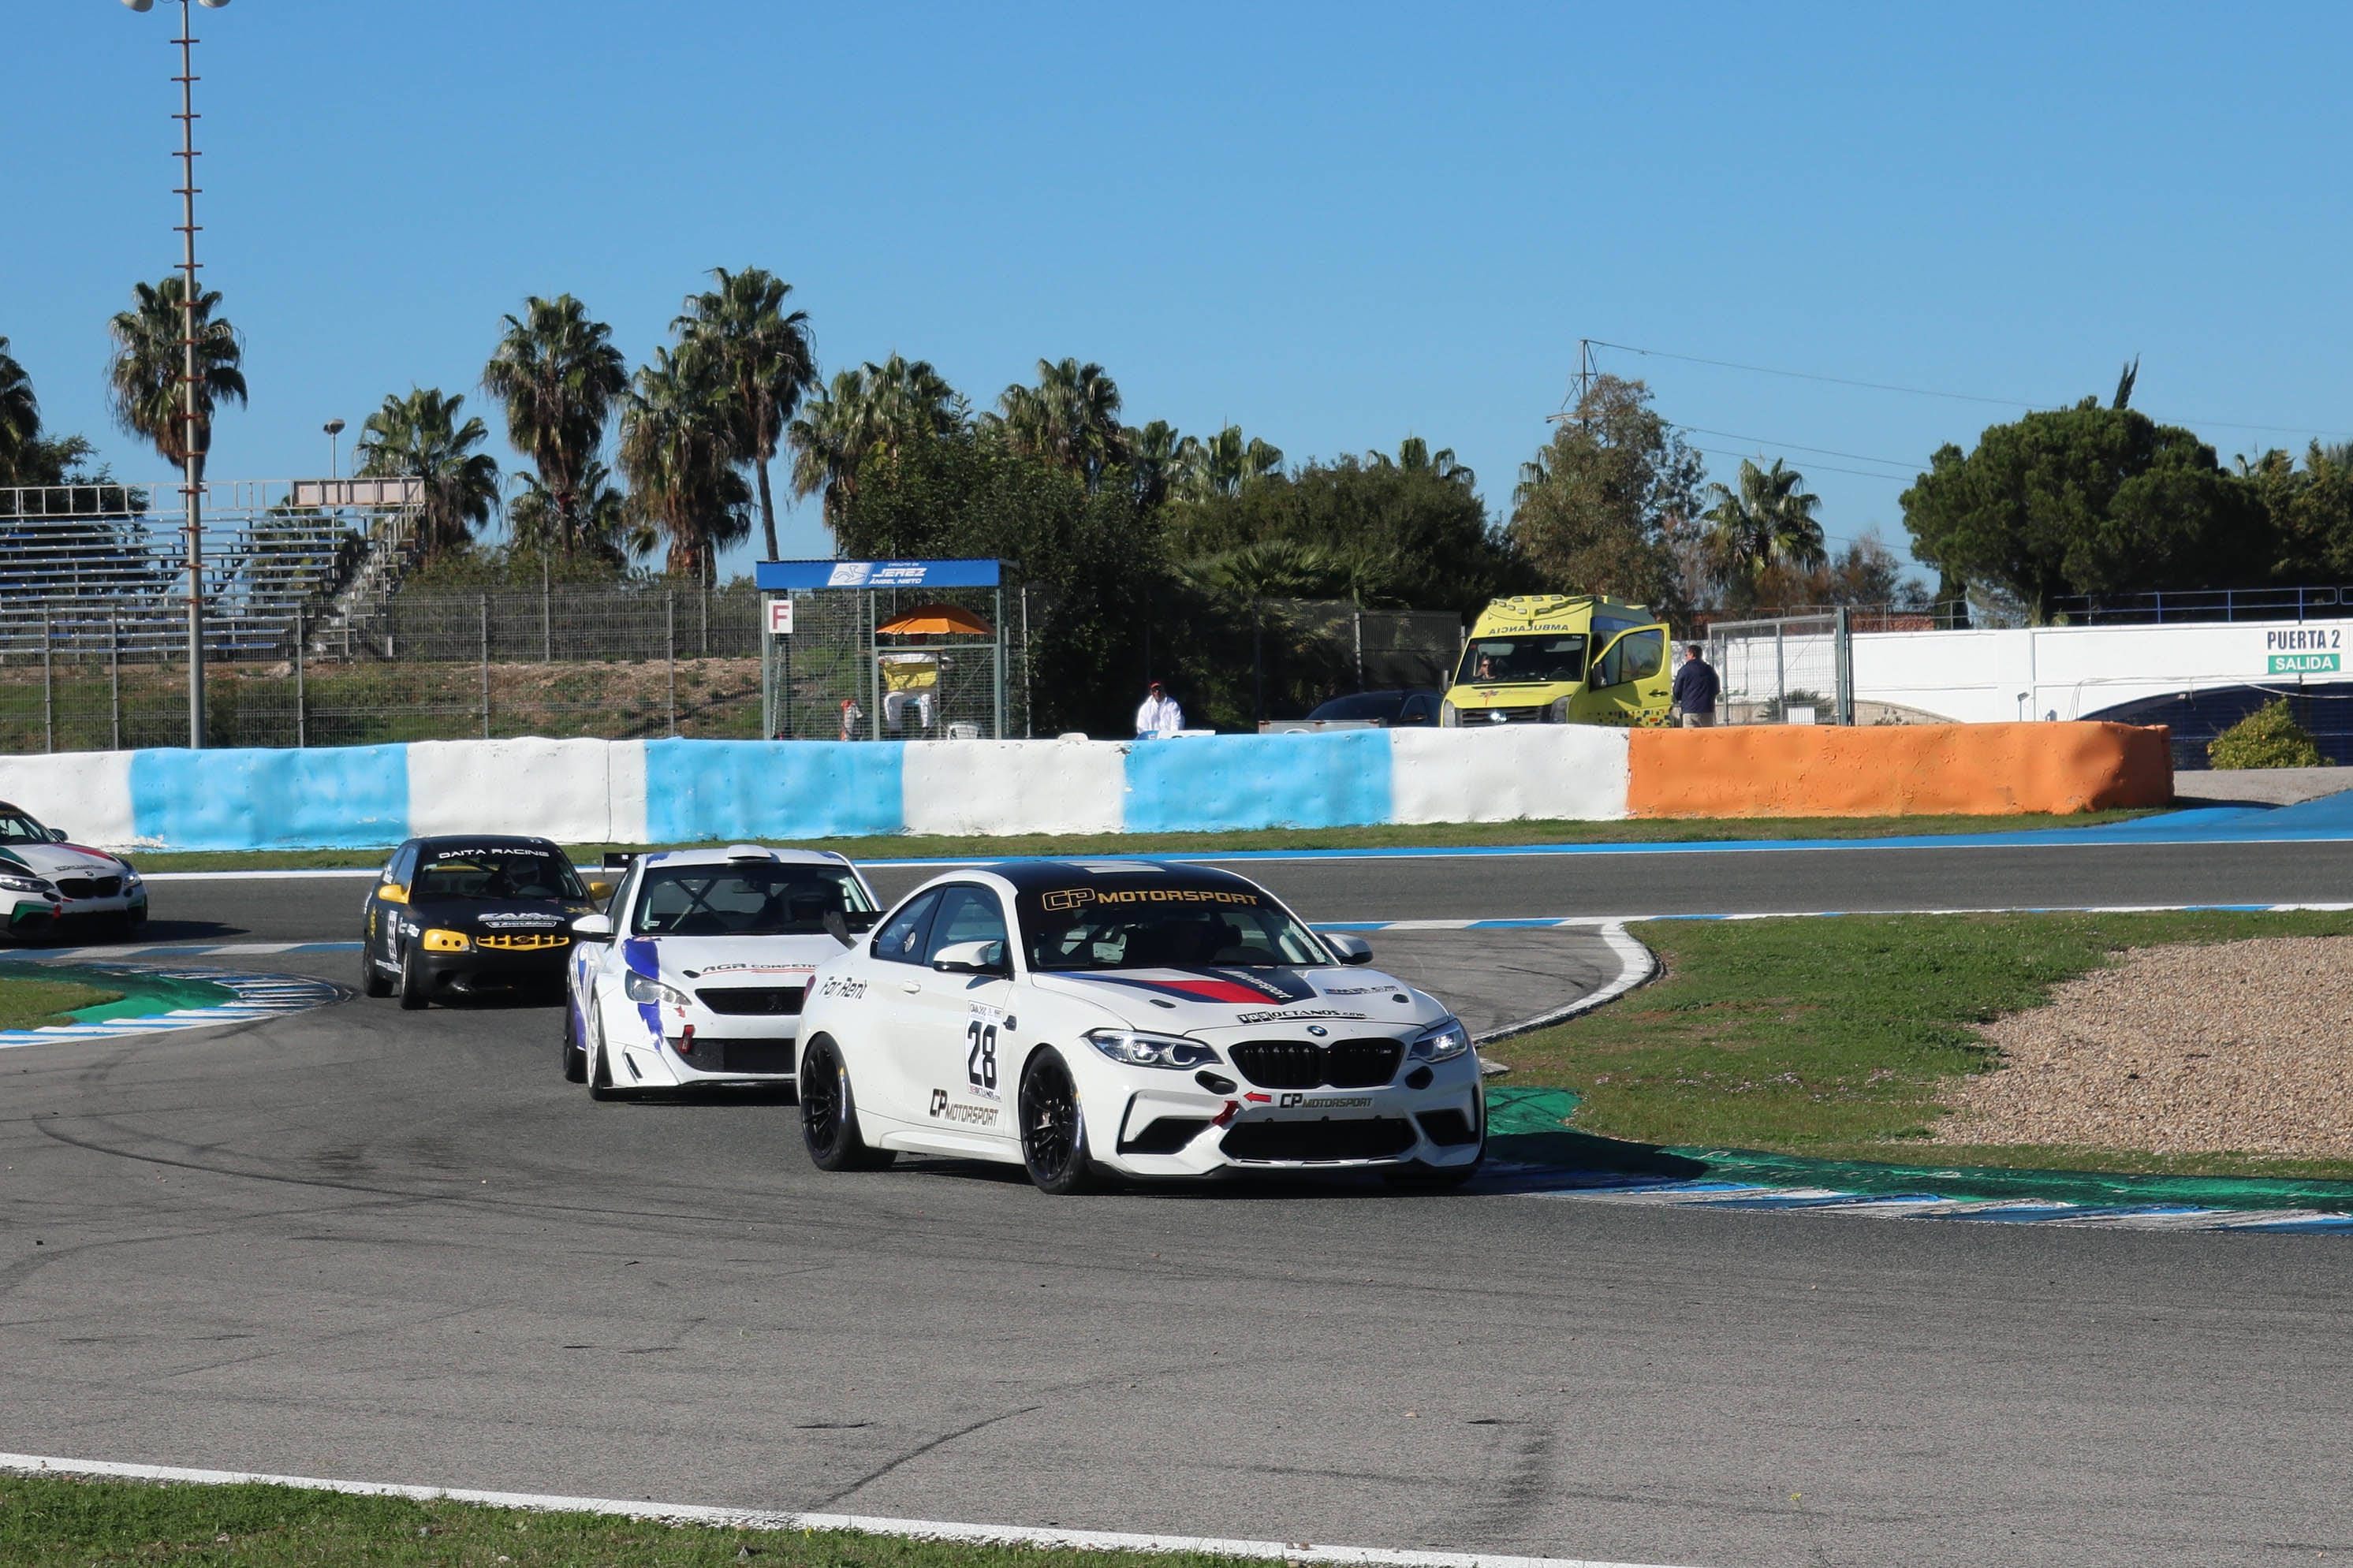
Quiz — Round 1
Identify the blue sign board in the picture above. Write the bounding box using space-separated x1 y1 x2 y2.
755 558 1001 590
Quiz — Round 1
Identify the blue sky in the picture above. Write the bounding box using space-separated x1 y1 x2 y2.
6 2 2349 586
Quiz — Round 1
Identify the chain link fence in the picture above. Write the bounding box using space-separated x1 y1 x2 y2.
0 585 1039 754
1706 613 1856 725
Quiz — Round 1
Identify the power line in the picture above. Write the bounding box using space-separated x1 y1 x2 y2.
1686 445 1911 484
1588 338 2351 439
1677 425 1919 471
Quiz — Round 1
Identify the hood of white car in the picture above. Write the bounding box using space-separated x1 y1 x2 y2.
625 931 854 985
0 840 131 882
1028 963 1441 1036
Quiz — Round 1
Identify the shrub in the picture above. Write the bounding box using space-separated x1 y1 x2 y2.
2207 698 2325 769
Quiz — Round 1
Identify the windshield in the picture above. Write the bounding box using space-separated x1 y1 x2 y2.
0 811 50 845
1307 691 1405 722
413 846 584 902
1017 877 1330 971
632 862 875 937
1455 635 1588 686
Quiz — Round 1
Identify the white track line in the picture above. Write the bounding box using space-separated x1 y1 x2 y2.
1473 922 1657 1046
0 1454 1703 1568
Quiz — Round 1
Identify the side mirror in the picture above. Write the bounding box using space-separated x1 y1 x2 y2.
378 883 409 905
842 909 881 933
571 913 615 942
585 879 613 902
931 939 1008 975
1324 933 1374 966
47 827 68 842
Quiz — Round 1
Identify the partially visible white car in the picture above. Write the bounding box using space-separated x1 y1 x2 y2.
0 800 147 941
794 859 1483 1193
565 844 881 1097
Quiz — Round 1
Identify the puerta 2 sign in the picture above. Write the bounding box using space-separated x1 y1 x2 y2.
2265 626 2344 676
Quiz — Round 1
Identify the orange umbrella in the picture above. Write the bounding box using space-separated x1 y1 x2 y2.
875 603 994 637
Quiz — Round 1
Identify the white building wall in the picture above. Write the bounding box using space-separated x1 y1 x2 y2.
1851 618 2353 725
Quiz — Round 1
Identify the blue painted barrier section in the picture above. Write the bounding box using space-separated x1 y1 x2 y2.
1122 730 1392 834
643 738 904 843
129 745 409 851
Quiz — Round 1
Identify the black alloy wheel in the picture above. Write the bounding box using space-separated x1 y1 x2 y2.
800 1036 892 1170
361 936 393 998
561 994 587 1082
1018 1048 1096 1195
396 944 431 1010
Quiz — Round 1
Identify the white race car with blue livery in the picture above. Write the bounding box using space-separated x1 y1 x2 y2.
564 844 882 1097
793 859 1484 1193
1 801 147 942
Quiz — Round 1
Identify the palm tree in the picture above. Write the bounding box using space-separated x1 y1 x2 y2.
106 277 247 482
1390 436 1475 491
481 294 627 553
618 344 751 583
674 266 818 562
987 357 1129 490
509 459 641 564
1702 457 1828 592
1177 424 1284 501
1183 538 1397 605
352 387 501 559
0 338 38 485
1125 419 1188 508
787 353 964 531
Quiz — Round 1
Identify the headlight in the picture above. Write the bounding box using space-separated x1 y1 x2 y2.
625 970 690 1007
0 873 56 897
1086 1028 1220 1070
1408 1017 1471 1063
1439 698 1458 728
1549 695 1572 722
421 928 472 952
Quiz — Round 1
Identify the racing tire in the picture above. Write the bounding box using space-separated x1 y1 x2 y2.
360 942 393 998
1018 1047 1098 1196
396 944 431 1010
800 1036 893 1171
561 996 587 1082
587 1000 626 1101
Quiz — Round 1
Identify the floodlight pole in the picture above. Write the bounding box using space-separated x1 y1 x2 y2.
131 0 231 746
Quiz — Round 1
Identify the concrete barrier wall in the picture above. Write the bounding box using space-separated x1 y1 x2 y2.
1627 721 2175 818
0 720 2164 851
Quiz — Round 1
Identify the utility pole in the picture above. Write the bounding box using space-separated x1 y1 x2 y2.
1546 339 1600 427
125 0 232 747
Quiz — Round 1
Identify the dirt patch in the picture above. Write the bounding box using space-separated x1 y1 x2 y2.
1935 937 2353 1156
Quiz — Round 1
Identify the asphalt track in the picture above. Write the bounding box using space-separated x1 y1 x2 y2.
6 840 2352 1568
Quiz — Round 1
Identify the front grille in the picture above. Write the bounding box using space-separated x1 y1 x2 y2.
1415 1108 1479 1146
715 1041 794 1075
56 877 118 900
477 931 568 951
1229 1037 1404 1089
696 985 804 1016
1477 705 1550 724
1120 1115 1212 1156
1221 1117 1417 1162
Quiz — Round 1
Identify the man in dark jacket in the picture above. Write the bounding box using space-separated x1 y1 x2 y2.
1671 642 1719 727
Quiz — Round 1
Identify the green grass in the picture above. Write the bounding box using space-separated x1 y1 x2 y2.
0 1474 1273 1568
125 806 2166 873
1494 909 2353 1182
0 976 121 1030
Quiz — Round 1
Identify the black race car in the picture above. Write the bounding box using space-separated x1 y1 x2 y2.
360 836 607 1009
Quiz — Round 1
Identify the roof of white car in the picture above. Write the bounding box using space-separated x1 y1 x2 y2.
636 844 855 869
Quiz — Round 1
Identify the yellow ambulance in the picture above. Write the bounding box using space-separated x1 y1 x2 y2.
1439 594 1673 727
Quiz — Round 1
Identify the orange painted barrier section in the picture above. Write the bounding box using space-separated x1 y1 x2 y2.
1628 722 2174 818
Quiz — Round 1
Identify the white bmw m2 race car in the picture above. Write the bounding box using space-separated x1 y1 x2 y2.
795 860 1484 1192
565 845 882 1097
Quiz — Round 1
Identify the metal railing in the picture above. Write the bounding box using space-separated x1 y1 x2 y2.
2044 586 2353 625
1706 611 1856 725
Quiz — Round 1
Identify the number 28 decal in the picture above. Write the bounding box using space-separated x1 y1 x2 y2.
965 1019 998 1090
